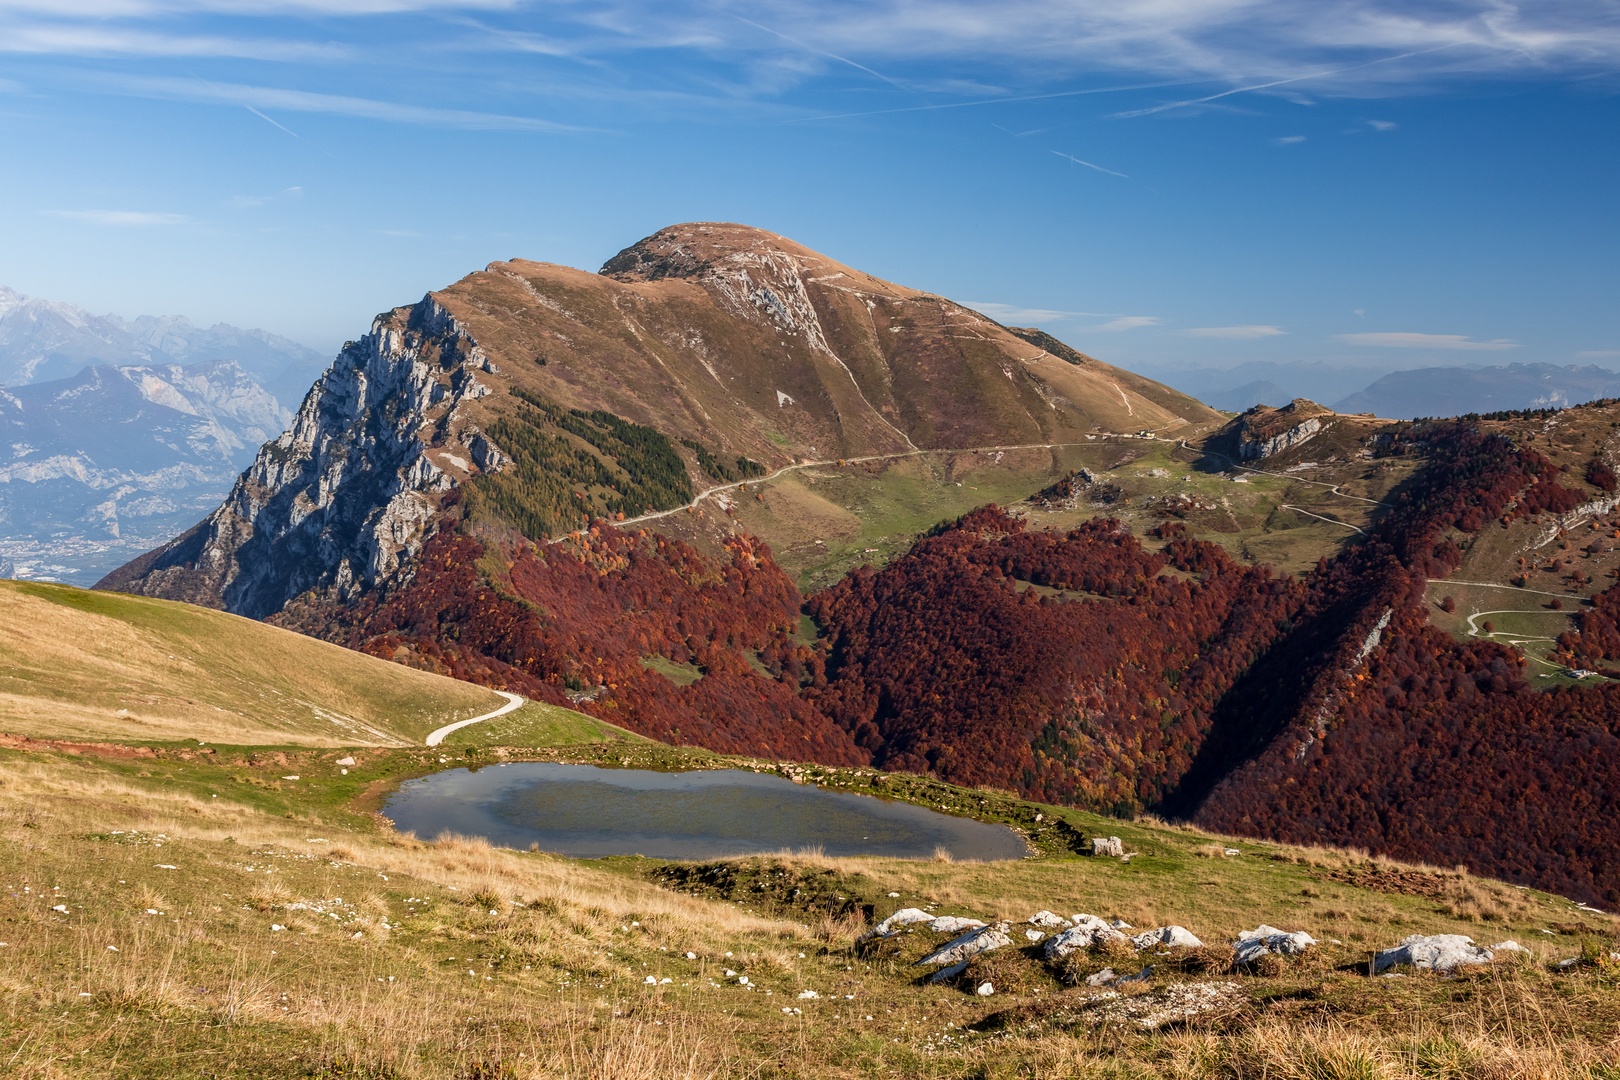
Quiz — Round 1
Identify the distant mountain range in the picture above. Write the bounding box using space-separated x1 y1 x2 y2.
1140 359 1620 418
0 286 318 584
0 285 324 410
1334 363 1620 418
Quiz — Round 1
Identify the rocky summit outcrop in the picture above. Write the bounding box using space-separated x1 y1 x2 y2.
97 298 497 618
1217 398 1335 462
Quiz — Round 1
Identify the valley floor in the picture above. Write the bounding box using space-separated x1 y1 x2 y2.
3 734 1619 1079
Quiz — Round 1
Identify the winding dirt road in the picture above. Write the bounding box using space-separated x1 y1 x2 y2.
425 691 525 747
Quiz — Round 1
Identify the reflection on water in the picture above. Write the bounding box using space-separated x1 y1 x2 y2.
383 763 1028 861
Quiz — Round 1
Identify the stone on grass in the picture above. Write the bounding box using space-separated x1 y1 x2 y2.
927 959 969 984
1232 925 1316 965
869 908 932 937
1491 940 1530 955
1085 968 1117 987
1092 836 1124 857
976 982 994 996
797 989 819 999
1132 926 1203 950
1373 934 1495 974
1043 915 1129 960
917 923 1012 967
1028 910 1072 929
1025 929 1045 942
927 916 986 934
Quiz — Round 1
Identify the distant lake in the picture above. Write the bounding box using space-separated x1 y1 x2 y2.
383 763 1029 861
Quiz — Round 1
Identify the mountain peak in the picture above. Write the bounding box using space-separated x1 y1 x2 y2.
598 222 820 282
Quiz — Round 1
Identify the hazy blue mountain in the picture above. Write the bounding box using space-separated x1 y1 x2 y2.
0 358 292 585
1200 379 1293 412
0 286 324 409
1137 361 1399 414
1333 363 1620 418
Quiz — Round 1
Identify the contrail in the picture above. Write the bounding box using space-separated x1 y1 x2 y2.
245 104 300 139
1112 44 1463 119
1052 150 1128 179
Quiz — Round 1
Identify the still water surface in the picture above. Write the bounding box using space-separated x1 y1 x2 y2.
383 763 1028 860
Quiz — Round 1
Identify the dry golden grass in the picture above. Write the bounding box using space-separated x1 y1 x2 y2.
0 580 506 746
5 745 1620 1079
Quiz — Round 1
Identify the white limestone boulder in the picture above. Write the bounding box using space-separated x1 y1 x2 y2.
1373 934 1495 974
1043 915 1129 960
917 923 1013 967
1027 910 1072 929
1233 925 1316 965
1132 925 1204 950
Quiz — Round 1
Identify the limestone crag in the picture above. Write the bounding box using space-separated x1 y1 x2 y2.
1239 415 1323 460
97 297 499 617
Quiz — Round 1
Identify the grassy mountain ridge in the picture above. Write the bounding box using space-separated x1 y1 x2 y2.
436 222 1221 494
0 580 517 746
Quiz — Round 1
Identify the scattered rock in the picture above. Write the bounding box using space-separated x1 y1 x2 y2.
334 756 356 766
1491 940 1531 956
868 908 932 937
927 916 987 934
1132 926 1204 949
1091 836 1124 857
976 982 995 996
1027 910 1072 929
1085 968 1116 987
797 989 819 999
1110 920 1133 930
1043 915 1129 960
917 923 1013 967
1373 934 1495 974
1024 929 1045 942
1117 965 1155 984
1233 925 1316 965
1084 982 1247 1030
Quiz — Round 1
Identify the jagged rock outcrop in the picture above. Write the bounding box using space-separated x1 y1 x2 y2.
1218 398 1335 462
97 297 496 617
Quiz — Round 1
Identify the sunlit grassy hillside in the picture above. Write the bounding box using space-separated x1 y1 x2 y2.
0 580 515 746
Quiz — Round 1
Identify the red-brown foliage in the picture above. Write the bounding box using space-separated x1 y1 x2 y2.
281 522 865 764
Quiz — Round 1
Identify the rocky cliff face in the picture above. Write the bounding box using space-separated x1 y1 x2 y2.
1239 415 1324 460
1220 398 1334 462
97 297 498 618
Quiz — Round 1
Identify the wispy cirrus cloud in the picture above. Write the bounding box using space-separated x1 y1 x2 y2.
0 22 347 60
965 302 1086 323
227 185 302 208
42 209 190 225
1340 332 1517 350
1183 325 1287 338
8 1 1620 94
1094 315 1159 332
98 74 593 132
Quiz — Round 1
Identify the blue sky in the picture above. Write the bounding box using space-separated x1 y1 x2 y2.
1 0 1616 386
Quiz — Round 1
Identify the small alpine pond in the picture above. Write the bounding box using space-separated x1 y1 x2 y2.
383 763 1028 860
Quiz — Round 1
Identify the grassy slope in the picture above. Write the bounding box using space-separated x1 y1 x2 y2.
3 731 1617 1079
0 581 518 747
649 432 1417 589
